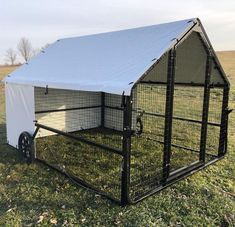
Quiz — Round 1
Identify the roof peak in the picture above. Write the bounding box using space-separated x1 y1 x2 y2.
59 18 197 42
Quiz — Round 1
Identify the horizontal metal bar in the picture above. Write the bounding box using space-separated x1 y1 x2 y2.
130 156 224 204
70 126 123 136
139 81 225 88
36 158 121 205
35 105 101 114
35 123 123 156
105 105 124 111
173 115 220 127
99 126 123 134
142 110 221 127
147 136 200 153
171 143 218 158
171 143 200 153
35 105 124 114
168 161 203 179
146 137 218 158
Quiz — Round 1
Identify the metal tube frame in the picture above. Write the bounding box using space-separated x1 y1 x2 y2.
32 82 229 207
199 52 212 162
218 84 230 157
35 123 123 156
30 22 230 205
33 122 123 205
138 110 221 127
33 95 133 206
139 81 225 88
121 96 132 206
128 32 230 203
163 48 176 182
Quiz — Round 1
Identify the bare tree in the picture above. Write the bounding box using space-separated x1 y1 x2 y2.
17 37 33 62
5 48 17 65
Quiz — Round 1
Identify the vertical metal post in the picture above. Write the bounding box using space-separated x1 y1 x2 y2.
121 95 132 206
101 92 105 127
199 53 212 162
218 84 230 157
163 49 176 181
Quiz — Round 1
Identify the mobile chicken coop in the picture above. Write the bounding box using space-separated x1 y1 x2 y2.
4 18 231 205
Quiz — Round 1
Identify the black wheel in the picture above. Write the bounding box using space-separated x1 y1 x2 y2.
18 132 35 164
136 117 143 135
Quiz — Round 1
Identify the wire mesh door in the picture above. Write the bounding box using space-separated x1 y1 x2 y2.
169 86 204 175
130 83 167 200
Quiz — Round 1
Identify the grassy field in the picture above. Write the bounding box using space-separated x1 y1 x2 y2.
0 50 235 227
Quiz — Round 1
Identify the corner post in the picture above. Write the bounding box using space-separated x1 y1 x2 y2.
121 95 132 206
163 48 176 181
218 84 230 157
199 52 212 162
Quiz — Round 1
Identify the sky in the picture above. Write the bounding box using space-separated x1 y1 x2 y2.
0 0 235 64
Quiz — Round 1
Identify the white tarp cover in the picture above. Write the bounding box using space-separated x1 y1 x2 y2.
4 18 196 95
5 83 35 147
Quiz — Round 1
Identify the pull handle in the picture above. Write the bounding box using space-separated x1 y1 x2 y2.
227 108 233 115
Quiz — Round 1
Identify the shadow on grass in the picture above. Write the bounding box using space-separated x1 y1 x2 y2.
0 122 117 224
0 149 116 225
0 123 23 165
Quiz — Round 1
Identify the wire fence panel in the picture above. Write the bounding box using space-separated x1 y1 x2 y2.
170 86 204 172
130 84 166 199
33 83 228 203
36 131 123 200
34 88 126 201
208 88 223 124
35 87 102 137
206 88 224 156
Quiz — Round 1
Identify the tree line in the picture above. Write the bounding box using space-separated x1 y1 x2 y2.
5 38 47 65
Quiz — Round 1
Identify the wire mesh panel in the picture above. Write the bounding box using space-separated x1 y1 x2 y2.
206 88 224 156
35 131 123 200
34 87 126 201
130 83 166 199
104 93 123 131
35 87 102 137
170 86 204 172
35 88 124 149
32 81 227 204
75 128 123 151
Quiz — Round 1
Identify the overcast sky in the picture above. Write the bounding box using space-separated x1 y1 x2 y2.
0 0 235 64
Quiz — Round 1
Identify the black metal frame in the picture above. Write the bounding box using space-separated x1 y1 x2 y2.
199 52 212 162
32 80 230 206
218 84 230 157
32 57 230 207
121 96 132 205
163 48 176 181
29 20 230 206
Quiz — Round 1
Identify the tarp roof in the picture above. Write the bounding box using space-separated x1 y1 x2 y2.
5 18 197 95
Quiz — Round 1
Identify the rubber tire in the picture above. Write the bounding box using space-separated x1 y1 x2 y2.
18 131 35 164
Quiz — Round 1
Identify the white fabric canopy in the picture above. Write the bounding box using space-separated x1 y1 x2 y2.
5 83 35 147
4 18 196 95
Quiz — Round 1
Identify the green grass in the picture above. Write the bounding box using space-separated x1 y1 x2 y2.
0 52 235 227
